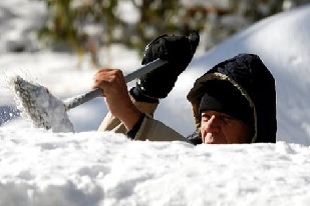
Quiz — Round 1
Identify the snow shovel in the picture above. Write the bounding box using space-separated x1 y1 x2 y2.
10 59 167 132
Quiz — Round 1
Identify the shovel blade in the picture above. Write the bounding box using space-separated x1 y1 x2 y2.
10 75 74 132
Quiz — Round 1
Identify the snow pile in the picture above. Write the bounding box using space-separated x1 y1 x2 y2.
1 129 310 206
8 75 74 132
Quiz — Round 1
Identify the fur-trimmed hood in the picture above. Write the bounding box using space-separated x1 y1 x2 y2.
187 54 277 143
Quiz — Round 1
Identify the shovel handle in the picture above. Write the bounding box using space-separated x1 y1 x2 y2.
64 58 167 110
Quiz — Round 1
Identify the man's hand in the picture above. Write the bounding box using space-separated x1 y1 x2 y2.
92 69 142 130
132 31 200 100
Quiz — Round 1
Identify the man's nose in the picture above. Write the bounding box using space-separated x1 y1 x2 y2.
204 115 221 133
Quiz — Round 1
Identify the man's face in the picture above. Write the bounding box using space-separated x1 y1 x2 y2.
200 111 252 144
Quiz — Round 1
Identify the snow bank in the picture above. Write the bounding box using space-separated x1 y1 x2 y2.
1 128 310 206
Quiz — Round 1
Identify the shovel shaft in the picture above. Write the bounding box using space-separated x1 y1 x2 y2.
64 58 167 110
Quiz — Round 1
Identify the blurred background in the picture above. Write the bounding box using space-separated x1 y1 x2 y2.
5 0 310 68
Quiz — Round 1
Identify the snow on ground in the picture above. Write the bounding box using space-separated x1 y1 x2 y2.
1 0 310 205
1 129 310 206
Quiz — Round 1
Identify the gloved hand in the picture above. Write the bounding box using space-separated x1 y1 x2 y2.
131 31 200 101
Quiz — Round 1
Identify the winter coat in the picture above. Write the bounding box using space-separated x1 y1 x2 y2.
98 53 277 144
98 96 187 142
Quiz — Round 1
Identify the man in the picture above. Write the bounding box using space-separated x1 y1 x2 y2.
92 32 277 144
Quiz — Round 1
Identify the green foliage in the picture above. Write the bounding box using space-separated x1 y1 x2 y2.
35 0 309 58
35 0 200 56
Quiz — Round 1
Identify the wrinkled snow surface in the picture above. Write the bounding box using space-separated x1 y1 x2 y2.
0 130 310 206
8 75 74 132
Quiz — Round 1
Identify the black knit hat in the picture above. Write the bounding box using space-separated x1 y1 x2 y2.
198 80 254 127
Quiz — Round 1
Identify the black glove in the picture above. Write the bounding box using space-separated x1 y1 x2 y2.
131 31 200 101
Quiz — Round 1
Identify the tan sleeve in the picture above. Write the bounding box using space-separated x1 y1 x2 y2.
97 95 159 133
97 94 188 142
133 115 188 142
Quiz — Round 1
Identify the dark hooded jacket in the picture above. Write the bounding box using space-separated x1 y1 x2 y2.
187 53 277 144
98 53 277 144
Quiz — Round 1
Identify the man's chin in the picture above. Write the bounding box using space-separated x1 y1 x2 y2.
204 137 216 144
204 136 226 144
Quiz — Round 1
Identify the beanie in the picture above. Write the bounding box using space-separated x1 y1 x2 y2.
198 80 254 127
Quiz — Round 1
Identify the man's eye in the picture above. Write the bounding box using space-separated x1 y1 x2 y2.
201 115 210 122
220 115 234 124
221 118 230 124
